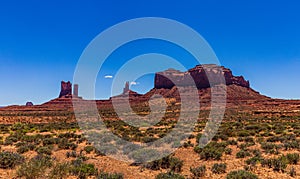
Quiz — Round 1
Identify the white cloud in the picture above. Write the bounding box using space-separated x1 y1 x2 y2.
130 81 139 85
104 75 113 79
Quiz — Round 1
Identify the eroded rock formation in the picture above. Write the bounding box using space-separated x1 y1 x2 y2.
154 64 250 89
59 81 72 98
26 102 33 106
123 81 130 94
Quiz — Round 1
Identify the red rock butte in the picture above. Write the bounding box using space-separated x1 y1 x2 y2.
0 64 300 124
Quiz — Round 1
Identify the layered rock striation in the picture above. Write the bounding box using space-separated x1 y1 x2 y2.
154 64 250 90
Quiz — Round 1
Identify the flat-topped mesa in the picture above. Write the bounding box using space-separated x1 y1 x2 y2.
154 64 250 89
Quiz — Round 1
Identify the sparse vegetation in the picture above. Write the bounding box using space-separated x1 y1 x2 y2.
155 171 185 179
190 165 206 178
0 111 299 179
17 154 53 178
211 163 227 174
0 151 24 169
226 170 258 179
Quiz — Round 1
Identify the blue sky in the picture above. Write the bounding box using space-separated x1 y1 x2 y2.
0 0 300 106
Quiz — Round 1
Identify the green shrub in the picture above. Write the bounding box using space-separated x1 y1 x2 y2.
49 162 72 179
17 143 35 154
71 161 98 178
58 138 78 150
0 151 24 169
36 145 53 155
190 165 206 178
261 156 288 172
84 145 95 154
155 172 185 179
43 137 58 145
236 150 251 159
226 170 258 179
200 148 223 160
17 154 53 179
283 141 300 150
4 135 18 145
227 140 238 145
251 149 262 157
169 157 183 172
199 142 227 160
144 155 182 171
272 156 288 172
193 146 202 154
246 156 262 166
66 150 77 158
97 171 124 179
261 142 280 154
211 163 227 174
183 141 193 148
237 131 250 137
225 148 232 155
286 153 300 164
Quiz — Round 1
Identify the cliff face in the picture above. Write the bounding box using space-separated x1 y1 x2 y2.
59 81 72 98
154 64 250 89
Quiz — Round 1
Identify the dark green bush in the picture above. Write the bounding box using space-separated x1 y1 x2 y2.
261 142 281 154
42 137 58 145
283 141 300 150
17 143 35 154
17 154 53 178
225 148 232 155
226 170 258 179
211 163 227 174
49 162 72 179
144 155 182 171
58 138 78 150
71 162 98 178
237 131 251 137
272 156 288 172
169 157 183 173
200 147 223 160
155 172 185 179
190 165 206 178
246 156 262 166
261 156 288 172
84 145 95 154
199 142 227 160
0 151 24 169
236 150 251 159
4 135 18 145
286 153 300 164
227 140 238 145
97 171 124 179
66 150 77 158
36 145 53 155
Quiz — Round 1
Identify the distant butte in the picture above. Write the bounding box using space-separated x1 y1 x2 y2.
0 64 300 124
58 81 81 99
155 64 249 89
59 81 72 98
